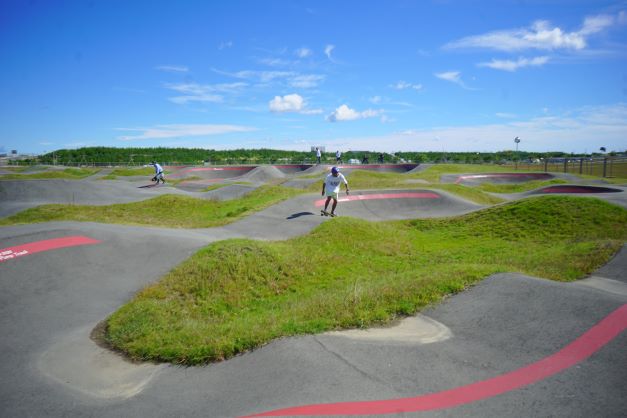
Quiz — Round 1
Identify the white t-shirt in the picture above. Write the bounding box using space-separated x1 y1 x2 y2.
336 151 341 158
154 163 163 174
316 149 321 157
324 173 348 193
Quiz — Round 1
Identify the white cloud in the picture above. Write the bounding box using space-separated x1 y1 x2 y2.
326 104 383 122
268 94 322 114
369 96 382 104
116 124 256 141
478 56 550 71
324 44 336 61
295 47 312 58
269 94 305 112
156 65 189 73
445 12 623 52
391 81 423 91
289 74 325 88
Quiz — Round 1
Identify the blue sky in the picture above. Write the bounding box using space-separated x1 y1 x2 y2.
1 0 626 155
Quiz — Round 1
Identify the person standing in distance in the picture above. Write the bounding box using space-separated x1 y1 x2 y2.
150 161 166 184
315 147 322 164
335 150 342 164
321 166 349 217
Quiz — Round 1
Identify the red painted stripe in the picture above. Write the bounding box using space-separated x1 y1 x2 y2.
184 166 255 172
0 236 101 263
243 304 627 417
314 192 440 207
336 164 416 170
540 186 613 194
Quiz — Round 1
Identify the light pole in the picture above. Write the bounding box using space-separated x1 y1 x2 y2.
514 137 521 169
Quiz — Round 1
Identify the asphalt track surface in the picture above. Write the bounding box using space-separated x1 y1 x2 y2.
1 167 626 418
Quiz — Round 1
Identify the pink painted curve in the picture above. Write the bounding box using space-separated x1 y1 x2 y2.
0 236 101 263
243 304 627 417
314 192 440 207
184 166 255 172
455 173 552 184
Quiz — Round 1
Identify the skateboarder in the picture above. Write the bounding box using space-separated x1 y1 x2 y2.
150 161 166 184
321 166 349 217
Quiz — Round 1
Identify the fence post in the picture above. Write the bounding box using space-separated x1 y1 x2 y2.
603 158 608 178
544 159 548 172
579 158 583 174
563 159 568 173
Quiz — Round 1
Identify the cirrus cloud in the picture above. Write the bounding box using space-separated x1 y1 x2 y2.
116 124 256 141
478 56 550 71
445 12 622 52
391 81 423 91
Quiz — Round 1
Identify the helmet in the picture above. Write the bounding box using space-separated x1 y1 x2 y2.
331 166 339 174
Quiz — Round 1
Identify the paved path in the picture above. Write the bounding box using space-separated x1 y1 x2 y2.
0 177 625 417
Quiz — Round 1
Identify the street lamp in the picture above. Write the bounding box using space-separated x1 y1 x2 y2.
514 137 521 169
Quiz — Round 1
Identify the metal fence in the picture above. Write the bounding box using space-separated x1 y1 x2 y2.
503 156 627 178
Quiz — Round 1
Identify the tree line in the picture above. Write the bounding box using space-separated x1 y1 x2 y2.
22 147 620 166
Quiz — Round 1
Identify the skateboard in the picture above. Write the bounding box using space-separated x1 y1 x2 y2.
320 210 337 217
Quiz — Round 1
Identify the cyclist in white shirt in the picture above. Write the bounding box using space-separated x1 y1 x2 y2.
321 166 349 216
150 161 166 184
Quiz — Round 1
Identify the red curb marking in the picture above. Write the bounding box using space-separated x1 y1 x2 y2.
0 236 101 263
243 304 627 417
540 186 615 194
183 166 255 172
336 164 416 170
314 192 440 207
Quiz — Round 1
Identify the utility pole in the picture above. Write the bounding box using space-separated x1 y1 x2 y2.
514 137 521 169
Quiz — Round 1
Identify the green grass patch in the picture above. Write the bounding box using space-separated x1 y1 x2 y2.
0 185 303 228
104 196 627 364
574 174 627 185
0 167 100 180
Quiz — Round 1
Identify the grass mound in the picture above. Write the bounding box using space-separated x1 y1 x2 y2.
0 185 303 228
0 167 100 180
105 196 627 364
